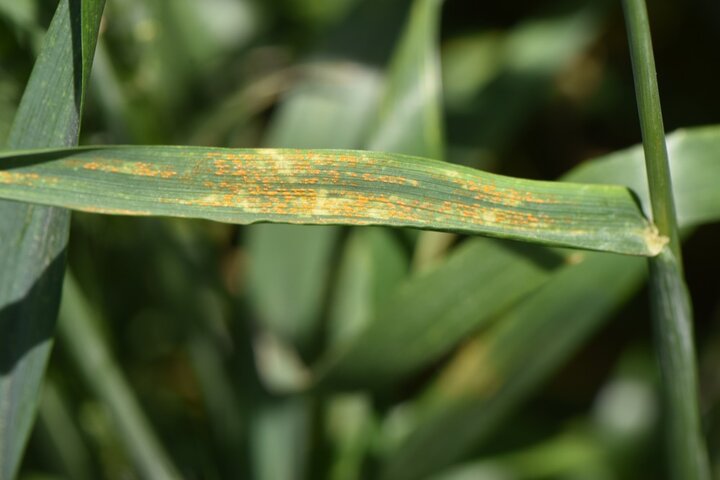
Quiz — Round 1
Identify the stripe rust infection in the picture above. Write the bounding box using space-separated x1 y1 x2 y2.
0 171 58 187
81 160 177 178
195 150 551 232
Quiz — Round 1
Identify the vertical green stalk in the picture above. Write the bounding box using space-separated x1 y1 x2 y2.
622 0 679 260
622 1 709 479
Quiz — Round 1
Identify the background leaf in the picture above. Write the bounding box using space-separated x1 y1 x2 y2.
374 128 720 478
381 250 646 479
6 1 720 478
367 0 444 160
0 1 103 478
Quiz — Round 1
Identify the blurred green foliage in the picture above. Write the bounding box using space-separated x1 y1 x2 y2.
2 0 720 478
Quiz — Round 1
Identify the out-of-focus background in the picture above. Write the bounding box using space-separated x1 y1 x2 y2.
2 0 720 478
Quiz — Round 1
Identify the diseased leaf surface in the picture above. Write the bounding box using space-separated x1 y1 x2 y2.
0 146 663 256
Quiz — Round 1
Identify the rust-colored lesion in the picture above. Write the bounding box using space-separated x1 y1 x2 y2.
0 170 59 187
189 184 550 233
0 171 41 184
197 149 554 232
360 172 419 187
133 162 177 178
81 159 177 178
453 175 559 207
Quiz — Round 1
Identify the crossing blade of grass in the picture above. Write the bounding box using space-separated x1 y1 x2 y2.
58 273 182 480
0 1 104 478
0 145 664 256
247 223 340 356
328 228 408 348
317 239 564 388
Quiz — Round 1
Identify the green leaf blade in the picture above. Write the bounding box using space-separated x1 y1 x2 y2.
0 146 662 256
317 238 563 388
382 250 647 480
0 1 104 477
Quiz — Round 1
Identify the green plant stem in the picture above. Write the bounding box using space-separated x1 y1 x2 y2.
622 0 680 260
648 249 710 480
58 273 182 480
623 0 710 478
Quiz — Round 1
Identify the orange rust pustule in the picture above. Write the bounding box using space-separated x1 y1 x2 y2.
185 184 550 232
0 171 42 184
453 176 559 207
81 160 177 178
207 152 423 190
360 172 419 187
133 162 177 178
196 150 554 231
